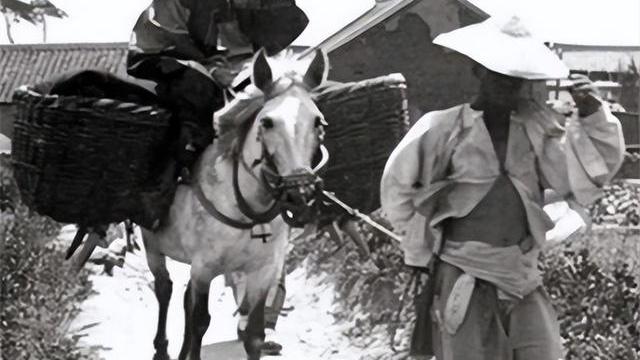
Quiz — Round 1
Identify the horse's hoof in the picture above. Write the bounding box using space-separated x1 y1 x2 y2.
153 352 171 360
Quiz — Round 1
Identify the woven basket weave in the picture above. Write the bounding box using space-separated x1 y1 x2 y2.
11 86 171 226
316 73 409 216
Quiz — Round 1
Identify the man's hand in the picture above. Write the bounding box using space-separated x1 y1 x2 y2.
201 55 240 88
210 67 239 88
568 74 602 117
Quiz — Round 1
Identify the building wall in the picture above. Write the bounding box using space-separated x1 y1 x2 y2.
0 104 15 139
328 0 484 122
617 72 640 113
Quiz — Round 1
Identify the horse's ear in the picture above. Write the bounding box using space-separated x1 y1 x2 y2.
252 49 272 91
303 49 329 89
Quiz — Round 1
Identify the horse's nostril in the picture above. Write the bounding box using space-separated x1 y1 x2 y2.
284 190 306 205
261 117 274 129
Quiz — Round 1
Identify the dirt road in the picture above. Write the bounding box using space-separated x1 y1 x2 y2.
67 226 362 360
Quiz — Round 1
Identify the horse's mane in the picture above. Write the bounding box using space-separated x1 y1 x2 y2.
216 107 259 159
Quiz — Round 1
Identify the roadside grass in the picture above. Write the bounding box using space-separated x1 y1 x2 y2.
289 213 640 359
1 155 96 360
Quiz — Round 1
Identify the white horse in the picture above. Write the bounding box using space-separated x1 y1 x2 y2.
141 50 329 360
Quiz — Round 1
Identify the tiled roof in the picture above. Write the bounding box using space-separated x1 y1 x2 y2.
562 51 640 73
0 42 128 103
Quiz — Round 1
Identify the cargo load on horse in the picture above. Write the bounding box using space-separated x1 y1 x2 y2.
11 53 408 259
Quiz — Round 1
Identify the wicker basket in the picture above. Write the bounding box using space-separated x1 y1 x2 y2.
11 86 171 227
316 73 409 216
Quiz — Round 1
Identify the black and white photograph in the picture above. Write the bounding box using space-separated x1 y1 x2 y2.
0 0 639 359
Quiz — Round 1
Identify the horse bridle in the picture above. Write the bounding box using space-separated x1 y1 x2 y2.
251 136 329 227
193 78 329 234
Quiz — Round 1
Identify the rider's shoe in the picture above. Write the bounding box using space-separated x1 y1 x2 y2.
237 322 282 355
261 340 283 356
261 328 282 355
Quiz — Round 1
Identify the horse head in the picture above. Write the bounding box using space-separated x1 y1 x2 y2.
244 49 329 225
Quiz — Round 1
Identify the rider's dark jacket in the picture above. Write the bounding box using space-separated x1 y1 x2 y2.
126 0 308 167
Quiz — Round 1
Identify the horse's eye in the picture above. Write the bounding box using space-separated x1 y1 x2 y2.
261 117 274 129
315 116 327 127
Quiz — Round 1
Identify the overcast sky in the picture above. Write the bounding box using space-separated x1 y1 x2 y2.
0 0 375 45
2 0 638 47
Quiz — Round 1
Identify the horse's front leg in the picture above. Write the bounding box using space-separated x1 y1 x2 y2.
178 266 215 360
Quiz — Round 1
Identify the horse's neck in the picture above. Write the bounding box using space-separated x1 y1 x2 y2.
195 144 273 212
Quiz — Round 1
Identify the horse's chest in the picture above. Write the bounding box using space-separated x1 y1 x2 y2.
175 217 285 271
159 179 287 272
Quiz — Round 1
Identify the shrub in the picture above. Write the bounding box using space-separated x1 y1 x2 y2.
287 216 420 358
589 180 640 226
542 232 640 360
289 204 640 359
0 156 95 360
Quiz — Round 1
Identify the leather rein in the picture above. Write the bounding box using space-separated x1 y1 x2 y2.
192 155 280 230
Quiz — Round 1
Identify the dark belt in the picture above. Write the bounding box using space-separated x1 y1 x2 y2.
444 233 536 254
446 234 525 247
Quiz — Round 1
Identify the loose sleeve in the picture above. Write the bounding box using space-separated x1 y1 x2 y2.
380 110 458 232
380 109 461 267
564 103 625 204
522 100 625 206
127 0 206 80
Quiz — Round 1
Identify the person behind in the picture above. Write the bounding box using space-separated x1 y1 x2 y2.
126 0 309 182
381 16 625 360
227 267 287 356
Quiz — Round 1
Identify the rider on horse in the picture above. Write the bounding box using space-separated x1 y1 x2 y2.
126 2 309 355
126 0 309 182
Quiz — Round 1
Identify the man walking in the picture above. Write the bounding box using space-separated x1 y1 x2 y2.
381 16 625 360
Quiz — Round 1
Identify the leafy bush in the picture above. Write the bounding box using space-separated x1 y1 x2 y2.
287 216 421 359
290 189 640 359
543 254 639 358
1 156 94 360
589 180 640 226
542 229 640 360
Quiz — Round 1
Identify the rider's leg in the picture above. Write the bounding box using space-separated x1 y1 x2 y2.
262 266 286 355
242 264 279 360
